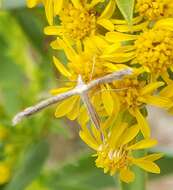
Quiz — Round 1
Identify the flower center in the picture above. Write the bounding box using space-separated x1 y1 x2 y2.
95 145 129 175
60 4 96 40
69 53 108 82
135 29 173 75
136 0 173 20
113 78 143 109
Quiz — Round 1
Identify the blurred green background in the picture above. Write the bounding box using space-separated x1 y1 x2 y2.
0 1 173 190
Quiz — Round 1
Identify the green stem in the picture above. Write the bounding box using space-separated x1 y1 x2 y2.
119 146 147 190
119 168 146 190
120 181 131 190
130 165 146 190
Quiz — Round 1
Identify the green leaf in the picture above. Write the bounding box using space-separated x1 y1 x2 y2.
33 149 173 190
5 140 49 190
43 153 116 190
120 181 132 190
116 0 134 24
12 8 47 54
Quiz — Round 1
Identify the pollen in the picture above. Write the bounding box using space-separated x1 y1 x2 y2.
113 78 144 109
136 0 173 20
60 4 96 40
135 29 173 75
96 144 129 175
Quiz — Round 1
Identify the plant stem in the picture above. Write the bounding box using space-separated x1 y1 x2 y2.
119 165 146 190
130 149 147 190
120 181 131 190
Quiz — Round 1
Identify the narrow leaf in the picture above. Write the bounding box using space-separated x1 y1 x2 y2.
116 0 134 24
5 140 49 190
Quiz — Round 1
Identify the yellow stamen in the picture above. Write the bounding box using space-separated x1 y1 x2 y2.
136 0 173 20
135 28 173 75
60 4 96 40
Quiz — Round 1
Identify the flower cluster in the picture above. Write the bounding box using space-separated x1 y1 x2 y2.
27 0 173 183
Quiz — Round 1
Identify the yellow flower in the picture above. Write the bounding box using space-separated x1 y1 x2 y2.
106 18 173 81
134 19 173 80
136 0 173 20
44 0 116 41
50 36 128 123
79 120 162 183
51 35 173 134
0 163 11 184
112 76 172 138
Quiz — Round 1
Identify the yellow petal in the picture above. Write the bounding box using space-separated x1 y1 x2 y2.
83 37 98 52
100 0 116 19
115 21 148 32
120 45 136 52
103 43 121 54
76 40 83 54
58 38 77 61
120 168 135 183
106 32 138 42
44 26 62 35
27 0 40 7
67 98 80 120
133 108 150 138
101 52 135 63
132 66 150 75
45 0 54 25
79 130 99 150
155 18 173 31
91 35 108 49
133 159 160 174
71 0 82 9
50 39 60 49
111 16 143 25
50 87 72 95
97 19 114 31
104 63 128 71
127 139 157 150
101 84 114 115
139 153 164 162
111 93 120 118
55 96 78 118
140 82 165 95
109 122 128 148
78 105 89 126
54 0 64 15
160 83 173 98
102 111 118 130
88 0 103 8
53 56 72 78
119 125 139 146
92 92 102 108
91 124 102 144
143 95 172 109
111 18 127 25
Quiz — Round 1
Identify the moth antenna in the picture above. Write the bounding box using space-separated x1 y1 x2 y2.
89 55 96 81
92 87 129 97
